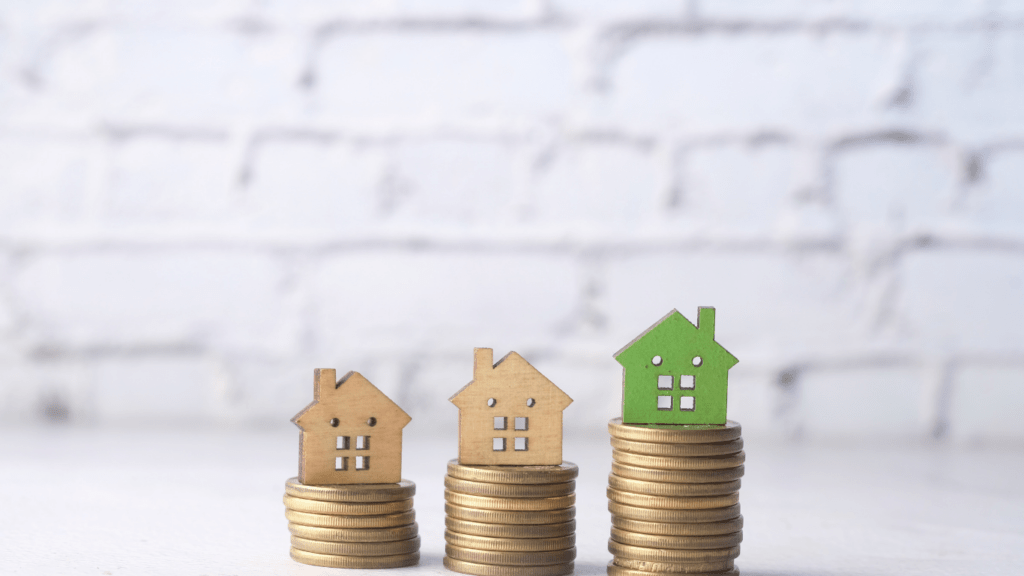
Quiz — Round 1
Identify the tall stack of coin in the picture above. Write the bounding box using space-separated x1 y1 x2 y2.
283 478 420 568
443 459 578 576
606 418 744 576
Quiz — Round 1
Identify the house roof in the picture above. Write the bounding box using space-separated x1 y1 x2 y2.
614 308 738 370
449 350 573 411
292 370 411 431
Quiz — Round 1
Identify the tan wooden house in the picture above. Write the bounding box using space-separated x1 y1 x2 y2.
292 368 411 485
450 348 573 466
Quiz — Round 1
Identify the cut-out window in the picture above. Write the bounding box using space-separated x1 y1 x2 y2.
657 375 673 390
367 417 377 427
515 417 528 431
336 436 350 450
356 436 369 450
526 398 535 407
652 355 662 366
335 456 348 471
494 417 507 430
355 456 369 470
657 396 672 410
487 398 496 407
680 375 695 389
692 356 703 366
493 438 506 451
514 437 528 451
330 418 339 427
680 396 695 411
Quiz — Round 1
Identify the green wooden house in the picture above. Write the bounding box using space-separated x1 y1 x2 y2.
614 308 738 425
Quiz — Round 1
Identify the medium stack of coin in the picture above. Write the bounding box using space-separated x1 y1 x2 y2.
607 418 744 576
443 459 578 576
283 478 420 568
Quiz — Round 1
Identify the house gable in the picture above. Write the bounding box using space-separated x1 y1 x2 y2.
293 370 411 432
615 308 738 426
451 350 572 411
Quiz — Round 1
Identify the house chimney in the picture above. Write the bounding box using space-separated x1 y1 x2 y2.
474 348 494 379
314 368 337 397
697 307 716 338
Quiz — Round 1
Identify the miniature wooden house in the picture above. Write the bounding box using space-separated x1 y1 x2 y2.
450 348 573 466
615 308 738 425
292 369 411 485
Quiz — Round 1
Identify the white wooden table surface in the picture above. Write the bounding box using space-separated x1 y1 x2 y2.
1 427 1022 576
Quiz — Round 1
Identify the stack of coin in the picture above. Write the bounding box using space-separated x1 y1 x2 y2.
443 459 578 576
283 478 420 568
606 418 744 576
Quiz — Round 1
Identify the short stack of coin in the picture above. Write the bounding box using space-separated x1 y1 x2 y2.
606 418 744 576
443 459 579 576
283 478 420 568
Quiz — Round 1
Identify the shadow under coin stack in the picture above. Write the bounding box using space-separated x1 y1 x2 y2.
283 478 421 568
443 459 579 576
606 418 745 576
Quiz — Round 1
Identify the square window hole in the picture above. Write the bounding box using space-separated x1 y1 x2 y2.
680 396 695 411
514 437 528 451
493 438 506 451
657 396 672 410
336 436 350 450
657 375 673 390
356 436 369 450
335 456 348 471
494 417 507 430
515 417 528 431
680 375 695 389
355 456 370 470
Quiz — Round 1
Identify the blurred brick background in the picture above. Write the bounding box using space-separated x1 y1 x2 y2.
1 0 1022 443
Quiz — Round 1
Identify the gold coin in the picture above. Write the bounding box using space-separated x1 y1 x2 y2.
608 502 740 523
607 487 739 510
608 418 742 444
446 476 576 498
446 543 576 566
612 462 745 484
613 450 745 471
291 535 420 556
607 560 738 576
610 528 742 550
443 556 574 576
609 474 740 497
446 530 575 552
446 503 575 525
284 477 416 502
446 490 575 511
612 515 744 537
285 509 415 529
612 558 734 574
289 547 418 568
283 495 413 516
287 522 418 543
610 437 743 458
446 517 576 539
609 541 740 563
447 459 579 484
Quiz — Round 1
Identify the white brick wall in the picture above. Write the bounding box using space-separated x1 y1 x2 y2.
1 1 1022 444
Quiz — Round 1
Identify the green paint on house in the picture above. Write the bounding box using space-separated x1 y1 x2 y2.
614 308 738 425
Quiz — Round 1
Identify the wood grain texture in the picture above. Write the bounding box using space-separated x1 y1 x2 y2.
292 369 412 485
450 348 573 466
